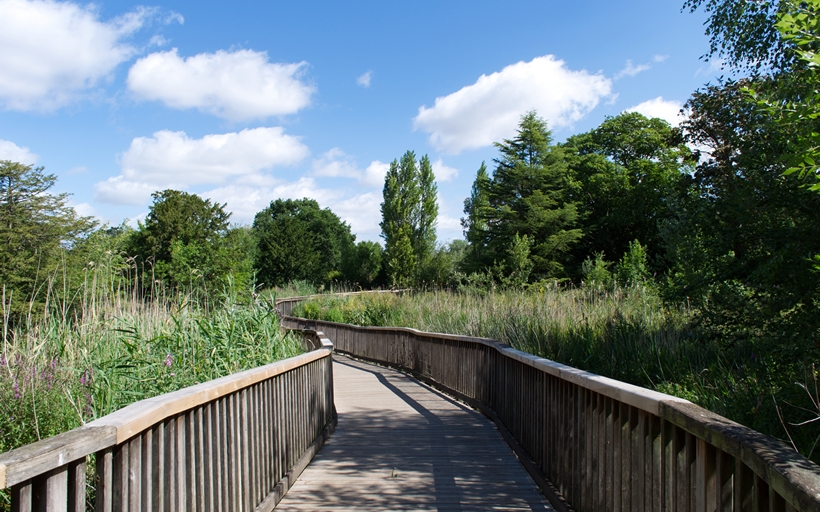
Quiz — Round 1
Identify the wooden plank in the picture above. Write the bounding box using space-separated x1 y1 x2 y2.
67 459 85 512
11 481 31 512
276 355 553 511
0 426 116 488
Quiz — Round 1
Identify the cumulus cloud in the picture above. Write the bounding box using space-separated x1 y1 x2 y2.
413 55 612 154
311 148 361 179
94 127 309 205
0 139 38 164
362 161 388 188
0 0 164 110
625 96 684 126
431 159 458 182
310 149 389 188
356 70 372 88
127 49 315 121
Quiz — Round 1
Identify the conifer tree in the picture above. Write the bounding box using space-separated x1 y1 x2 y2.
0 161 94 314
481 111 582 279
461 162 491 272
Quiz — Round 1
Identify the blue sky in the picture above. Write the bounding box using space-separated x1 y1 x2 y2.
0 0 722 243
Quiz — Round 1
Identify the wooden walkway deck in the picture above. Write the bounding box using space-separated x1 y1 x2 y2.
276 355 553 511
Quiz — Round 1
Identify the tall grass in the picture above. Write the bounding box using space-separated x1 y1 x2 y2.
0 254 303 456
294 285 820 464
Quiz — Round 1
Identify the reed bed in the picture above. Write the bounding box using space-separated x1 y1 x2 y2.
0 258 303 456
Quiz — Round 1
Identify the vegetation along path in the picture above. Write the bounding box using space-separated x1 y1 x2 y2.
277 355 552 511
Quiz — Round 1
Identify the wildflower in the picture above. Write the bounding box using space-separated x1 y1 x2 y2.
164 354 173 367
12 381 20 400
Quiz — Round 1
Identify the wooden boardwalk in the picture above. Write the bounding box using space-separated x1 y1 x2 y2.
277 355 553 511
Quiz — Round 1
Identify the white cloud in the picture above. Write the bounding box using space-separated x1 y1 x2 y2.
311 148 360 179
431 159 458 182
625 96 684 126
413 55 612 154
310 149 388 188
127 49 315 121
0 0 158 110
356 70 372 88
94 127 309 205
0 139 38 164
71 202 97 218
362 161 388 188
615 55 669 80
615 60 651 80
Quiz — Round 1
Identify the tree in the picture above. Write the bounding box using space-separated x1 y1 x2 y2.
477 111 582 280
341 240 383 288
461 162 491 273
0 161 94 313
380 151 439 286
683 0 793 73
130 190 232 290
253 198 354 287
562 112 694 276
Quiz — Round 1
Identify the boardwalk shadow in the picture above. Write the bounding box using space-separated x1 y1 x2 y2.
278 356 552 511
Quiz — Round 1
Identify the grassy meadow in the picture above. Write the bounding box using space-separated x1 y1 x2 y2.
293 286 820 464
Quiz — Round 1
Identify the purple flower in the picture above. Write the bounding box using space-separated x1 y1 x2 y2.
13 381 20 400
164 354 173 367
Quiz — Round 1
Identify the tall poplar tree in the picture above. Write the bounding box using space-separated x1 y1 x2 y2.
380 150 438 286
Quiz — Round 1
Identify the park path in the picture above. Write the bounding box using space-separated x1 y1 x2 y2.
276 355 553 511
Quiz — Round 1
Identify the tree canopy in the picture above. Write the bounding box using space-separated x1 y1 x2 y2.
253 198 354 287
476 111 582 279
0 161 94 312
130 189 236 290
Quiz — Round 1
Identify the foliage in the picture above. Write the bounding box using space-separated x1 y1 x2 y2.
460 162 492 273
0 251 303 457
667 80 820 346
746 0 820 191
464 112 581 282
581 252 612 286
341 240 383 288
253 198 354 287
380 151 439 286
129 190 245 292
562 112 694 276
683 0 793 73
0 161 95 318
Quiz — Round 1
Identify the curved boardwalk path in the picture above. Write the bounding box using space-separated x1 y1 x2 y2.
276 355 553 511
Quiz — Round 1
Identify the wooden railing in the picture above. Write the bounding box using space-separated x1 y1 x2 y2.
277 295 820 512
0 329 335 512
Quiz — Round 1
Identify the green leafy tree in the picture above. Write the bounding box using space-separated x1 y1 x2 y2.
130 190 233 291
342 240 383 288
461 162 492 273
253 198 354 287
684 0 793 73
478 111 582 280
380 150 439 286
0 161 94 314
562 112 693 275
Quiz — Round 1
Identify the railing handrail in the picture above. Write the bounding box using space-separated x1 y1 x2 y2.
0 329 333 490
277 291 820 511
